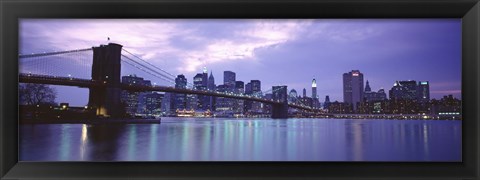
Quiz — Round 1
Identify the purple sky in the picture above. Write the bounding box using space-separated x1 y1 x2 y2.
20 19 461 106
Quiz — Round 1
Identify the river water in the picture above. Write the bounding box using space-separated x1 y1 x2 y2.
19 118 462 161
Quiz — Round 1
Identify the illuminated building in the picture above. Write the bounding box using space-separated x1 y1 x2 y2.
389 80 417 100
137 92 163 117
417 81 430 103
174 74 187 111
207 70 216 111
223 71 236 91
312 77 319 108
234 81 245 115
215 85 233 117
363 81 387 102
324 95 331 109
343 70 364 111
250 80 263 114
193 72 207 110
121 75 151 116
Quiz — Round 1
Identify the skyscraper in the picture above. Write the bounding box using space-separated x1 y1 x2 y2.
343 70 364 111
250 80 261 95
324 95 331 109
389 80 417 100
215 84 233 117
143 92 164 117
417 81 430 103
234 81 245 115
312 77 319 108
207 71 216 111
175 74 187 111
193 72 208 110
303 88 307 97
208 70 215 91
250 80 262 113
365 80 372 92
363 81 387 102
224 71 236 91
162 92 175 116
202 67 208 87
121 75 152 116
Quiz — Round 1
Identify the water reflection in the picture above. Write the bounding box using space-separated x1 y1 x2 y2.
20 118 461 161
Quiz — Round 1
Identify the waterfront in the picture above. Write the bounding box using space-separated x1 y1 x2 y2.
19 118 461 161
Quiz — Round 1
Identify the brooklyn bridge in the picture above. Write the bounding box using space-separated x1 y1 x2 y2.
19 43 326 119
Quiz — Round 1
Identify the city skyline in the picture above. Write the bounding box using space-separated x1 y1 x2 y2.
20 19 461 106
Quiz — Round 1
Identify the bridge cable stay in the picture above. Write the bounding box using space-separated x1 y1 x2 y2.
289 95 310 109
252 86 286 98
121 55 177 85
19 48 93 59
122 49 176 78
19 48 93 79
120 49 195 88
120 54 176 82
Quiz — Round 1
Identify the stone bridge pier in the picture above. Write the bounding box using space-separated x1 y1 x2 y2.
271 85 289 119
88 43 123 118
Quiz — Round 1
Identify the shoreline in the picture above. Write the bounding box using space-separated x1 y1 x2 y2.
19 116 461 124
20 118 161 124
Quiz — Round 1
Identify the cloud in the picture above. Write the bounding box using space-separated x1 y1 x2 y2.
173 20 314 73
20 19 382 75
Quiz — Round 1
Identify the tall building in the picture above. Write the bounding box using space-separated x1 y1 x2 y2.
245 82 252 94
250 80 262 113
175 74 187 111
324 95 331 109
208 71 216 90
215 84 233 117
250 80 261 95
193 73 207 110
222 71 236 114
365 80 372 92
389 80 417 100
234 81 245 115
162 92 175 116
417 81 431 113
343 70 364 111
223 71 236 91
303 88 307 97
207 71 216 111
363 81 387 102
137 92 163 117
417 81 430 103
202 67 208 87
121 75 151 116
312 77 319 108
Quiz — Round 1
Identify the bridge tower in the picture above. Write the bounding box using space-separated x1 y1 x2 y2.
88 43 123 118
271 86 289 119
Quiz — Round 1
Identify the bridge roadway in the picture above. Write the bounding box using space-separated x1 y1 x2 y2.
19 74 317 111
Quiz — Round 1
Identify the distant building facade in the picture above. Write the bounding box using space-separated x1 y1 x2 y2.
121 75 151 116
174 74 187 111
343 70 364 111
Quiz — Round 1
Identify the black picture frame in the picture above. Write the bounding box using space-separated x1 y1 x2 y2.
1 0 479 179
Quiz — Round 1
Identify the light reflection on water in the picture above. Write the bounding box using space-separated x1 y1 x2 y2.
19 118 461 161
